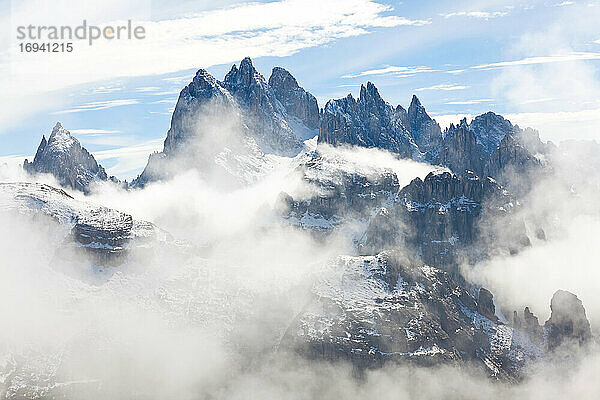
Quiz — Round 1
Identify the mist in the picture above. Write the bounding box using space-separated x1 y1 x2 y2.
2 136 600 399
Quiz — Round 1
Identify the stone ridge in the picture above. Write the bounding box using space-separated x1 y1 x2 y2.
24 122 109 193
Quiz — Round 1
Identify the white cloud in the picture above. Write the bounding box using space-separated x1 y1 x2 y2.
431 113 473 129
554 1 575 6
70 129 121 135
440 11 508 19
445 98 493 105
415 84 469 91
342 65 436 78
52 99 140 114
472 52 600 69
93 138 164 178
0 0 429 129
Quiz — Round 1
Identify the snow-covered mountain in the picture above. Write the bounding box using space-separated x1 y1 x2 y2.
23 123 112 193
5 58 595 391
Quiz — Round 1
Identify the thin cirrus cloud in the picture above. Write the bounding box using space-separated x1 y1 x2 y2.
415 84 469 91
554 1 574 6
2 0 430 129
52 100 140 114
471 52 600 69
439 11 509 19
342 66 436 78
69 129 121 135
445 98 493 105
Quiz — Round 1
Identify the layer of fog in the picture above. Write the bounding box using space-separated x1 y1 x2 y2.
463 142 600 330
2 139 600 398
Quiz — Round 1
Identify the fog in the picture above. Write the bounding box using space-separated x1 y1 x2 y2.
1 137 599 399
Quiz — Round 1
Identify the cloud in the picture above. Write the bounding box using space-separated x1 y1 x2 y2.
52 99 140 114
445 98 493 105
69 129 121 135
415 84 469 91
92 138 164 178
431 113 473 129
342 65 436 79
472 52 600 70
0 0 430 129
440 11 509 19
554 1 575 6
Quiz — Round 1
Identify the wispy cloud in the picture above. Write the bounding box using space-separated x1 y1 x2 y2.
136 86 162 92
505 107 600 128
53 100 140 114
342 65 436 78
93 138 164 178
415 84 469 91
554 1 575 6
69 129 121 135
431 114 473 129
445 98 493 105
472 52 600 69
594 38 600 44
440 11 508 19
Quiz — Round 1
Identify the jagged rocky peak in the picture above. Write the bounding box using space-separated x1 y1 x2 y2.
24 122 109 193
545 290 592 350
318 82 417 158
435 124 487 177
135 57 320 187
477 287 498 322
268 66 319 129
406 95 443 158
469 111 513 155
222 57 270 103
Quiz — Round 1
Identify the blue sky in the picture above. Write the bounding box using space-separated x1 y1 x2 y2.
1 0 600 179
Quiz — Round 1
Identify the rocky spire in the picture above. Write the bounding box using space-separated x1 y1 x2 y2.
545 290 592 350
435 126 487 177
406 95 442 158
268 66 319 129
24 122 109 193
318 81 417 157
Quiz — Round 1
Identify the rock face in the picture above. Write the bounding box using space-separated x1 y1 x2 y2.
0 182 167 267
318 82 418 158
268 66 319 130
435 122 487 177
23 123 109 193
545 290 592 350
362 171 525 270
282 252 542 379
134 57 318 187
406 95 443 158
485 129 547 192
469 112 514 156
478 288 498 322
132 58 554 194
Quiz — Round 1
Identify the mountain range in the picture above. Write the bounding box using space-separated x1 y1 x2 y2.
12 57 595 383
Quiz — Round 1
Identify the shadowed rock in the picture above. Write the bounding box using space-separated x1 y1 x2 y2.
545 290 592 350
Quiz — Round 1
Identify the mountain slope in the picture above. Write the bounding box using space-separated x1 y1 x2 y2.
23 123 109 193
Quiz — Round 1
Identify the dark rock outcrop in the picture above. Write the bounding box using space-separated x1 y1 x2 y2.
478 288 498 322
406 95 443 158
318 83 418 158
469 112 514 156
23 123 109 193
435 123 487 177
0 182 167 267
282 252 539 379
134 57 319 187
485 130 545 190
362 171 524 270
545 290 592 350
268 66 319 129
